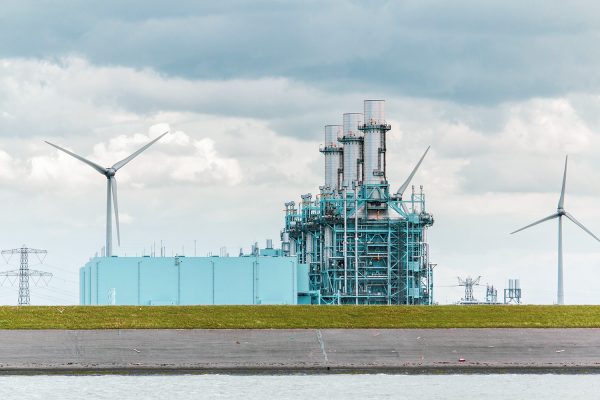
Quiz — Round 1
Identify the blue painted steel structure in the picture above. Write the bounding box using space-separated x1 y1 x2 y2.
281 100 435 305
80 254 309 305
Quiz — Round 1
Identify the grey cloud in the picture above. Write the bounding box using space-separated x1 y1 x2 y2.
2 1 600 103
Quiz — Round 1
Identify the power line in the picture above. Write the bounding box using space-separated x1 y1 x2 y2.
33 293 77 305
36 285 75 296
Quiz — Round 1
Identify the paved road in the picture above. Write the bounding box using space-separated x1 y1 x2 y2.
0 329 599 373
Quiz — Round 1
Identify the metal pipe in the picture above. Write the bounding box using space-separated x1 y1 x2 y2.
343 187 348 294
387 222 391 305
355 193 359 304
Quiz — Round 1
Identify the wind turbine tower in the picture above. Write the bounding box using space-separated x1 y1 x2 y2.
511 156 600 305
46 131 168 257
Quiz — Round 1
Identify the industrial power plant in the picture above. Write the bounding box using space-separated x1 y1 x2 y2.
281 100 434 304
75 99 435 306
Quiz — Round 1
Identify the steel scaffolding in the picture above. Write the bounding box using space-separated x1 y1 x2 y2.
283 184 434 305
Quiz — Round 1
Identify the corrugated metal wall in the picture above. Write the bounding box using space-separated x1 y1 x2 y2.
80 256 306 305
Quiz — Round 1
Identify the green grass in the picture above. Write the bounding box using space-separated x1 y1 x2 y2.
0 305 599 329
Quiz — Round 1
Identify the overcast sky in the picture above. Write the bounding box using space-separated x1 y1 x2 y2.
1 1 600 305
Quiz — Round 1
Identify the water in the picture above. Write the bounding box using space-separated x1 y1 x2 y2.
0 374 597 399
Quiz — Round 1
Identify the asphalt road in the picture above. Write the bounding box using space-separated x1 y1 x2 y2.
0 329 599 373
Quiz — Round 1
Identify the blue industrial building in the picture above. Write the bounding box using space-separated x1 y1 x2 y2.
80 253 310 305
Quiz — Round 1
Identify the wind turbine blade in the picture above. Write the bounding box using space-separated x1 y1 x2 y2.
397 146 430 197
558 155 568 209
510 213 559 234
112 131 169 171
111 178 121 246
45 141 107 175
565 211 600 242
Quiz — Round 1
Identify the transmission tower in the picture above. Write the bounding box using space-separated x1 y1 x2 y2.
457 276 481 304
0 245 52 305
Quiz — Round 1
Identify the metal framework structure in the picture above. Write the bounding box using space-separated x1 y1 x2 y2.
457 276 481 304
0 245 51 305
281 100 434 305
485 284 498 304
504 278 522 304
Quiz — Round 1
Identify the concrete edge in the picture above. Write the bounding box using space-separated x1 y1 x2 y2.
2 366 600 375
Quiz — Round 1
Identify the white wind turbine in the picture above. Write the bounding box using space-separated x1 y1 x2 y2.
511 156 600 305
46 131 169 257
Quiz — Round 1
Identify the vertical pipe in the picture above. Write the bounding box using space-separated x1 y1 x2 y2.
558 215 564 305
343 188 348 294
106 178 112 257
387 223 391 305
405 224 409 305
354 194 359 305
319 227 324 291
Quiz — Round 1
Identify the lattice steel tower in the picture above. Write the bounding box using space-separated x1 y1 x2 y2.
457 276 481 304
0 245 51 305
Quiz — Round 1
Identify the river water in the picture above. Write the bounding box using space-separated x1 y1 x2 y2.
0 374 597 399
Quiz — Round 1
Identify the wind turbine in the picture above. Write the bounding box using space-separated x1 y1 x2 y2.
46 131 169 257
511 156 600 305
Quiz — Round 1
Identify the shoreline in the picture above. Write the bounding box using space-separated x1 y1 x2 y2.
1 366 600 375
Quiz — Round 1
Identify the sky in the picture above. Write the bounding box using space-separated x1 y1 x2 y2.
1 1 600 304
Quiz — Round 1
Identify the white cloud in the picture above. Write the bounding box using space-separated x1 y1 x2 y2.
0 149 17 181
502 98 593 155
0 56 600 305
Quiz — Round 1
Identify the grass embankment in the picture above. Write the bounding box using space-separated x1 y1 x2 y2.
0 305 599 329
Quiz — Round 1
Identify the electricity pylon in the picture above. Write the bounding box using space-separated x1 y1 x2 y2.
0 245 52 305
457 276 481 303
